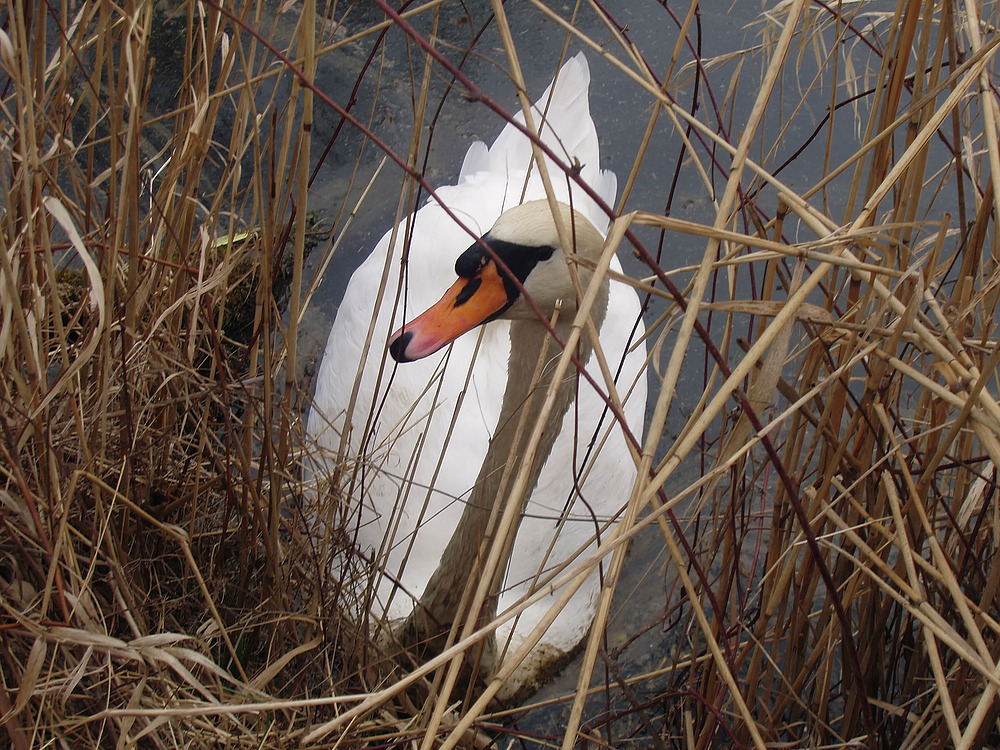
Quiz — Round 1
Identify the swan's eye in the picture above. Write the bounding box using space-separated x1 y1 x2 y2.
457 240 556 283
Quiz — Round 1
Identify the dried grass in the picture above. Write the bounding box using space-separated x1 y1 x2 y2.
2 0 1000 748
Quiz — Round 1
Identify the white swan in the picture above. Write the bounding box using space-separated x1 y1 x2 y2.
308 53 646 696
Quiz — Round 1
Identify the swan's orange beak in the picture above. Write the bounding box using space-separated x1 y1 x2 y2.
389 260 510 362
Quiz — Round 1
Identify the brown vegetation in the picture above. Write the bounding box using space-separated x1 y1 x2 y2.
1 0 999 748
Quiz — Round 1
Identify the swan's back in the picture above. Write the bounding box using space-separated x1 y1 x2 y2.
308 53 646 697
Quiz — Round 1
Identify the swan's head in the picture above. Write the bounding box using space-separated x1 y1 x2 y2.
388 200 608 363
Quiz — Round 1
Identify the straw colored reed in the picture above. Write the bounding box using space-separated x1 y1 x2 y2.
2 1 999 748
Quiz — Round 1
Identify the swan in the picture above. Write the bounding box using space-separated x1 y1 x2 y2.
308 53 646 696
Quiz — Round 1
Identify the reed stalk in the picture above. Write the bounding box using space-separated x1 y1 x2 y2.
3 1 999 747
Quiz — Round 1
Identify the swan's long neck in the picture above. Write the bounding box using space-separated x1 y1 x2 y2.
400 286 609 675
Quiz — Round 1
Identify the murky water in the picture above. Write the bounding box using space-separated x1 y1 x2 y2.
300 1 769 373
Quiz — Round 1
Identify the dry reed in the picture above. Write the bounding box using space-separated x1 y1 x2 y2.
2 0 999 748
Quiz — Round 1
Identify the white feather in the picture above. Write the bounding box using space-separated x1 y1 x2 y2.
308 52 647 692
